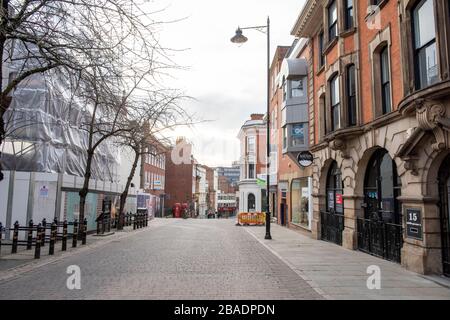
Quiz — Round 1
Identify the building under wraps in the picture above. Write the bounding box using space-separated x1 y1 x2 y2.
0 68 140 234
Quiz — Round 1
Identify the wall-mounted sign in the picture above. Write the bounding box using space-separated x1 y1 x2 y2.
336 193 343 205
406 208 423 240
39 185 49 198
297 151 313 168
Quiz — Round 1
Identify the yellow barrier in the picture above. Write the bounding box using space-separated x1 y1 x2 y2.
237 212 266 226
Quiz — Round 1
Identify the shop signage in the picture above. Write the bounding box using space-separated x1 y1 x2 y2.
336 193 343 205
406 208 423 240
297 151 313 168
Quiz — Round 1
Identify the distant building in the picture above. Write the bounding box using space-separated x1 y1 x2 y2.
164 137 197 215
237 114 267 213
141 136 169 218
204 166 218 213
216 164 240 188
217 193 237 217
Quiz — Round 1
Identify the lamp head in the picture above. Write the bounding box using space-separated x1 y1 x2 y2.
231 28 248 44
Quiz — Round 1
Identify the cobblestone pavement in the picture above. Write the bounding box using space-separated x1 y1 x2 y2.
246 224 450 300
0 219 322 300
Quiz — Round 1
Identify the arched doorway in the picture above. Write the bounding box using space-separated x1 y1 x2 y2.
438 154 450 276
357 149 403 263
247 193 256 212
321 161 344 245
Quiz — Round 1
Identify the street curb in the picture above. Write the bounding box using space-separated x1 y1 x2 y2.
244 227 332 300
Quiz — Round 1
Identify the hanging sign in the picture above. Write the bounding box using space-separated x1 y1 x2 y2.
297 151 314 168
406 208 423 240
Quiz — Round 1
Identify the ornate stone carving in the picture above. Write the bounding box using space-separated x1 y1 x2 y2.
416 100 447 151
329 138 350 159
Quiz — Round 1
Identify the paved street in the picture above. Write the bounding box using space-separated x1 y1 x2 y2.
1 218 450 300
0 219 321 300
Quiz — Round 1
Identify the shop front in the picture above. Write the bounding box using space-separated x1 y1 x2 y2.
291 177 312 230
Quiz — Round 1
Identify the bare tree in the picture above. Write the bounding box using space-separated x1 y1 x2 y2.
116 92 194 229
0 0 178 181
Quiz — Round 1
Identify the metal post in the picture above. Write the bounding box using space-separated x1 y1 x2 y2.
27 220 33 250
49 222 56 255
0 222 3 255
133 214 136 230
72 219 78 248
62 220 67 251
41 218 46 247
11 221 19 254
82 218 87 245
265 16 272 240
34 224 41 259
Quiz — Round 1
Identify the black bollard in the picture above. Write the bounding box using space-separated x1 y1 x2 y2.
0 222 2 256
49 222 57 255
62 220 68 251
82 218 87 245
133 214 136 230
34 224 42 259
72 220 78 248
41 218 47 247
27 220 33 250
12 221 19 254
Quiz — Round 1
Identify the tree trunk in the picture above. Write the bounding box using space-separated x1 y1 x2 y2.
118 145 140 230
0 1 8 182
78 150 93 235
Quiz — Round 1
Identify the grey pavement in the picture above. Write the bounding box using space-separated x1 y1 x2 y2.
245 223 450 300
0 218 322 300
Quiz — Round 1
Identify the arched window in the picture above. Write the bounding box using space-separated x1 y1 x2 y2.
248 193 256 212
364 149 402 223
326 161 343 214
380 46 391 114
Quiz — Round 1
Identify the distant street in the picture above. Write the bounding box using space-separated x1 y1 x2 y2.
0 219 321 300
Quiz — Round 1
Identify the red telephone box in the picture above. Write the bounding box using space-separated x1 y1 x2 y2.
173 203 182 218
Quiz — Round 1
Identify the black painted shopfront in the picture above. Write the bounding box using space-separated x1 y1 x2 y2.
357 149 403 263
321 161 344 245
438 154 450 277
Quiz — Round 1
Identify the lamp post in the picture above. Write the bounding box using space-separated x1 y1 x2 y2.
231 17 272 240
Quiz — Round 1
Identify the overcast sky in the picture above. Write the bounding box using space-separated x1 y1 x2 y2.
150 0 306 167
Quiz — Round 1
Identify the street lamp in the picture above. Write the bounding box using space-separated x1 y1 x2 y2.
231 17 272 240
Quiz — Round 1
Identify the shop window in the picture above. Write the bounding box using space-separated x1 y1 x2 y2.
328 0 338 43
291 178 310 229
346 64 357 126
364 149 402 223
380 46 391 114
413 0 439 89
344 0 354 30
326 161 343 214
330 74 341 131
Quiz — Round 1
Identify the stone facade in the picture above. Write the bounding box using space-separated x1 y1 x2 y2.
291 0 450 275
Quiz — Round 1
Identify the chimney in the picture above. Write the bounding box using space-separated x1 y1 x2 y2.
250 114 264 121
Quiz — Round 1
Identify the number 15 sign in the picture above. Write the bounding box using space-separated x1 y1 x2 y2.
406 208 423 240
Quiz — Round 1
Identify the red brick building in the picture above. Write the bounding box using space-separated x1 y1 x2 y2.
292 0 450 276
141 137 169 217
164 138 197 215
